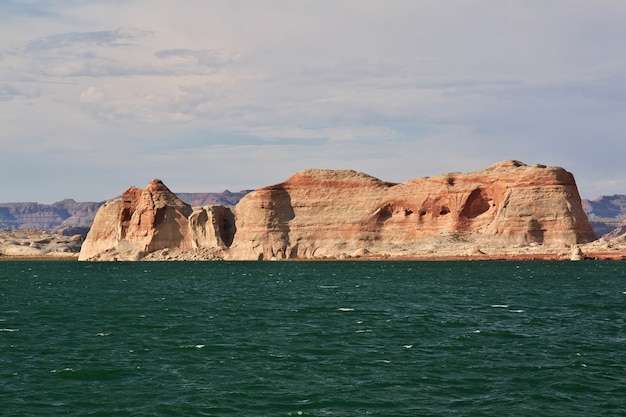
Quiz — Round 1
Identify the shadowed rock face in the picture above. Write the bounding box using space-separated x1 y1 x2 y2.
79 161 597 261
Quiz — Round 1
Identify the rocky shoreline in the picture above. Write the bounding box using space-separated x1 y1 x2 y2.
0 230 82 260
134 237 626 261
2 228 626 261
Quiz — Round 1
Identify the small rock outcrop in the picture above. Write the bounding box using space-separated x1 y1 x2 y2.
0 230 83 258
79 161 598 261
79 180 234 261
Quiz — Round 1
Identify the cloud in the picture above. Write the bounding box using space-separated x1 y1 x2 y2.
0 0 58 19
24 29 143 52
154 48 239 68
79 86 104 103
15 29 163 79
0 84 27 101
2 1 626 202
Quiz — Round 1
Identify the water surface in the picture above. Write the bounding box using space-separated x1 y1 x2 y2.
1 260 625 416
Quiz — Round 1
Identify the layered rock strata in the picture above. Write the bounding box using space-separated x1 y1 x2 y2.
0 200 102 229
79 161 597 261
79 180 234 261
229 160 596 260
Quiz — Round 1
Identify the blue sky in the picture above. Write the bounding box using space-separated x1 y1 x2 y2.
2 0 626 202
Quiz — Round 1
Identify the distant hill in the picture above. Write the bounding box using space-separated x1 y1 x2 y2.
582 195 626 238
175 190 253 207
582 195 626 219
0 200 102 231
0 190 251 232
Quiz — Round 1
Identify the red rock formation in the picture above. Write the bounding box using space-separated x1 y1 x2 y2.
79 180 195 260
189 205 235 249
230 170 394 259
79 161 597 261
228 161 596 260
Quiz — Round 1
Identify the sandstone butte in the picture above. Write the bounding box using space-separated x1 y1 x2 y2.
79 160 606 262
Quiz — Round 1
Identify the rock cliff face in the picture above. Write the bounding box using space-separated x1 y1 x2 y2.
79 180 234 261
79 161 597 261
229 160 596 260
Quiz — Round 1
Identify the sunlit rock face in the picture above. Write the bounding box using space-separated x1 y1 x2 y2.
228 160 596 260
79 180 193 260
79 161 597 261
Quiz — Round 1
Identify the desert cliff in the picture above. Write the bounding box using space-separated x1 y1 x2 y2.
227 160 596 260
78 161 605 261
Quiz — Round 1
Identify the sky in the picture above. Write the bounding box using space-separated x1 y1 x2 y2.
2 0 626 203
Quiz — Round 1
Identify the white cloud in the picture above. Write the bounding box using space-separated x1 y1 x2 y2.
24 29 143 52
79 86 104 103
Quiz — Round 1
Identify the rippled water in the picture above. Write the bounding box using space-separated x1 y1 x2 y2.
1 260 625 416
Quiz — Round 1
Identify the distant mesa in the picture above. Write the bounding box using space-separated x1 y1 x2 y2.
175 190 253 207
582 195 626 237
583 195 626 219
79 161 601 261
0 199 102 232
